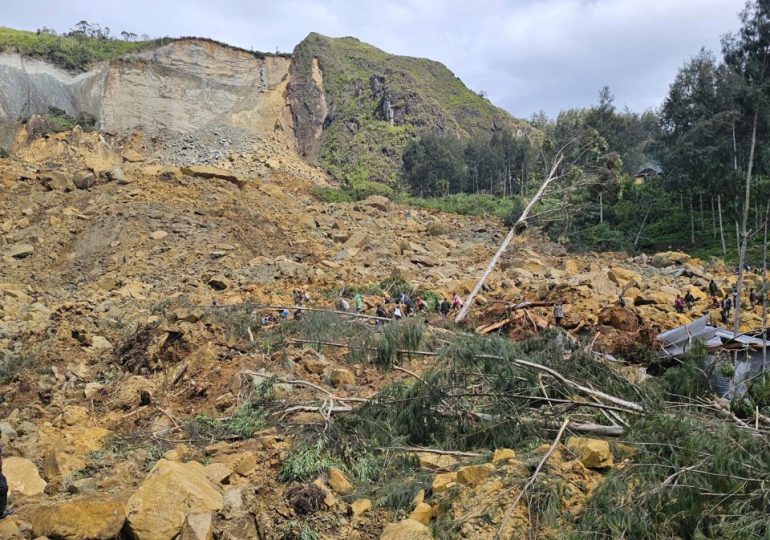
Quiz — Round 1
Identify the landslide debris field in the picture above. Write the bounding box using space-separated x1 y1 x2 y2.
2 128 770 540
1 30 770 540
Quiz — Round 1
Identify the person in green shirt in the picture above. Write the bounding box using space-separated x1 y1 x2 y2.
354 293 363 313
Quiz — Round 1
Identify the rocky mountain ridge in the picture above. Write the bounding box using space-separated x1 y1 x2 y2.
1 31 521 189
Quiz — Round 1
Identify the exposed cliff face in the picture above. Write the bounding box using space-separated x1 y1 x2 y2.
1 31 524 191
0 54 85 148
96 41 291 133
0 39 291 150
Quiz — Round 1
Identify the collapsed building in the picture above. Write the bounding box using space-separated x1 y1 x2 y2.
657 314 768 397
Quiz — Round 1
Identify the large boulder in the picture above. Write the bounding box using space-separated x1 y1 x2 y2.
634 290 672 307
598 306 640 331
4 456 47 496
344 231 368 249
125 459 223 540
651 251 690 268
456 463 494 487
179 512 213 540
180 165 245 188
565 437 613 469
415 452 457 470
361 195 390 212
380 519 433 540
39 171 74 191
327 467 353 495
607 267 641 287
27 492 128 540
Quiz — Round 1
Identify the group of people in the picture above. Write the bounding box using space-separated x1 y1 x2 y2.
674 291 696 314
335 290 466 324
670 278 765 323
374 292 466 323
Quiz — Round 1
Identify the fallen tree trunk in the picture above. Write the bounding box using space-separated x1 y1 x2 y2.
455 151 566 323
375 446 482 458
281 340 644 413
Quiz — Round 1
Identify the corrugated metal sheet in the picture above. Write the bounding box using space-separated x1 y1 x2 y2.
657 316 769 357
658 318 769 398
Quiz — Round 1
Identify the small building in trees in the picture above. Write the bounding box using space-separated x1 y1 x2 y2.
633 165 662 185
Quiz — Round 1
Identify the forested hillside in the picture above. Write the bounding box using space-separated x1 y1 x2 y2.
369 2 770 265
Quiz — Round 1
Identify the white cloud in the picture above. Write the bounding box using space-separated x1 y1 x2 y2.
4 0 745 117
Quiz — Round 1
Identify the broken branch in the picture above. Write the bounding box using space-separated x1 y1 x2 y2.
494 416 570 539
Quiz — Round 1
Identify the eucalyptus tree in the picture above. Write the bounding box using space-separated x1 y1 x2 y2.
722 0 770 331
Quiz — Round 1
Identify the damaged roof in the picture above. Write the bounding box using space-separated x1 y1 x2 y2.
656 314 768 356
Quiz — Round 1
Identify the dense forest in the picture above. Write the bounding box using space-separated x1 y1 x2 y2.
390 1 770 264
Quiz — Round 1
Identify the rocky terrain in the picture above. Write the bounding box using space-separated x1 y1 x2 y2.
0 115 760 539
0 27 765 540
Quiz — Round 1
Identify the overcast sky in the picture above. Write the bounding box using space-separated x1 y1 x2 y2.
3 0 746 118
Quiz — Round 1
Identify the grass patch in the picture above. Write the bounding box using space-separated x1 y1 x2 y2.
185 403 268 443
278 444 343 483
312 186 353 203
210 301 260 342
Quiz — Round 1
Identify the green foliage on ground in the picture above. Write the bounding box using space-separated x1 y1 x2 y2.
292 32 523 187
273 314 770 538
185 403 268 442
748 373 770 409
0 25 170 72
576 410 770 539
405 193 525 220
42 106 96 133
278 443 343 483
576 340 770 539
312 186 354 203
338 329 643 451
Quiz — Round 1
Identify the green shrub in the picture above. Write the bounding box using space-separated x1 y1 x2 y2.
210 301 260 342
717 361 736 378
730 394 756 418
185 403 267 442
748 373 770 408
405 193 524 220
278 444 342 482
42 106 97 133
660 341 710 401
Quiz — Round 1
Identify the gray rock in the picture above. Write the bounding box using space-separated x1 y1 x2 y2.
7 244 33 259
73 170 96 189
0 421 17 439
39 171 73 191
